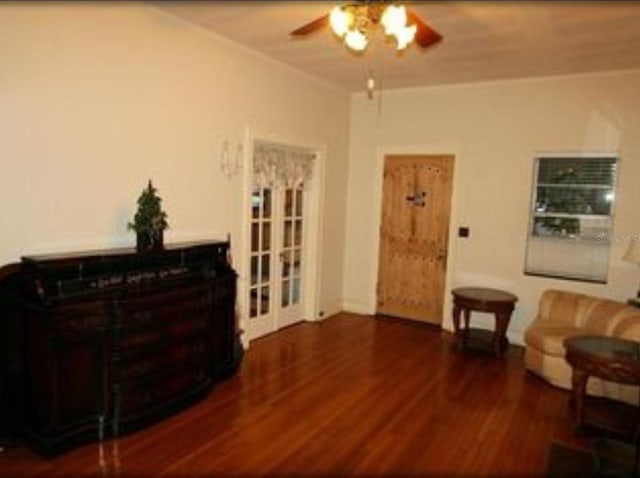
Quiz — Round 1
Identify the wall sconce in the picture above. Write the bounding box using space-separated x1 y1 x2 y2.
623 239 640 300
220 140 243 179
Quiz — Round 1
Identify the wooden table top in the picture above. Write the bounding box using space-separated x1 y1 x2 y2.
452 287 518 305
564 335 640 366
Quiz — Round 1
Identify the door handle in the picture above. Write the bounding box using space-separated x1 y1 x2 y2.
405 191 426 207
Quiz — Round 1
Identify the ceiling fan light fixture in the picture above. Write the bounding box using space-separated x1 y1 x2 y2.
345 28 368 51
292 2 442 54
394 24 417 50
329 6 352 37
380 4 407 36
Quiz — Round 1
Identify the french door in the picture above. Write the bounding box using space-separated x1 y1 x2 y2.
246 185 305 339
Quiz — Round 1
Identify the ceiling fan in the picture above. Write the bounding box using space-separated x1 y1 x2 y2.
290 1 442 52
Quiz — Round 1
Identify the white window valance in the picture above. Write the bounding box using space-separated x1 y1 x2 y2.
253 141 315 189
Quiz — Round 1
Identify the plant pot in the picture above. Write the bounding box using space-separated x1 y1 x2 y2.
136 230 164 252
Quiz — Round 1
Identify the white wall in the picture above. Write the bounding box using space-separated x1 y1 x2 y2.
0 3 350 319
344 70 640 343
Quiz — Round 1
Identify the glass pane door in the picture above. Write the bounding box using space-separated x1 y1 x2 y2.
249 187 272 320
246 185 306 339
281 187 303 309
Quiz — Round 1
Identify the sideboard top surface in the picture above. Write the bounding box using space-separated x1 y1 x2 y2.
21 239 227 263
19 240 232 303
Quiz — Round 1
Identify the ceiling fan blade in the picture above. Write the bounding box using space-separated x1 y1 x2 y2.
407 9 442 48
290 15 329 36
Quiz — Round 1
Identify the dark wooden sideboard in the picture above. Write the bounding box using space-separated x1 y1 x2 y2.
0 262 22 449
1 240 241 456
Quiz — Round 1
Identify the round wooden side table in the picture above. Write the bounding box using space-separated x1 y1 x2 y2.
564 335 640 433
564 335 640 475
451 287 518 358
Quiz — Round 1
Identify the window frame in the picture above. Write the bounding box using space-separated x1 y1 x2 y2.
524 153 619 284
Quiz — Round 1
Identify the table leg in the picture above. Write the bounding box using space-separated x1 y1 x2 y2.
570 367 588 431
634 421 640 478
494 312 511 358
463 309 470 349
452 304 461 347
635 389 640 476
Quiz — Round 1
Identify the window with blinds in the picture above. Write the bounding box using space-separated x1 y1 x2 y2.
524 155 618 283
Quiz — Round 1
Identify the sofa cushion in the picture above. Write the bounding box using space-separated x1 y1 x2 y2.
582 299 631 334
538 290 584 327
612 312 640 341
524 324 587 356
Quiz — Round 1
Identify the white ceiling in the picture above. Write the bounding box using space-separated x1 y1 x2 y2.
153 1 640 92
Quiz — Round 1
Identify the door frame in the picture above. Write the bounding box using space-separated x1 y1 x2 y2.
239 126 326 346
369 147 460 328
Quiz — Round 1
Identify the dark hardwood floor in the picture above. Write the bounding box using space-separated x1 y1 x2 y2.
0 313 587 477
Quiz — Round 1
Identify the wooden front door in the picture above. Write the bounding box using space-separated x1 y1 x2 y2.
377 155 454 325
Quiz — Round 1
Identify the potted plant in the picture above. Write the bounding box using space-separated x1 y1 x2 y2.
127 180 169 251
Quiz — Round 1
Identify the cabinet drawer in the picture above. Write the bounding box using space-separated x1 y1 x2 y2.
114 366 209 418
117 300 211 331
113 337 208 381
115 285 212 327
42 301 110 333
114 315 209 351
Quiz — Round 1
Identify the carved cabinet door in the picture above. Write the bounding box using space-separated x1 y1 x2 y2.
377 155 454 325
23 299 111 453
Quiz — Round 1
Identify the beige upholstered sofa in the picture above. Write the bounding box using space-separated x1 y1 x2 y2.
524 289 640 405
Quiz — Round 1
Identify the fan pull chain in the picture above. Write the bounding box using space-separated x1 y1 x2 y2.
367 70 375 99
